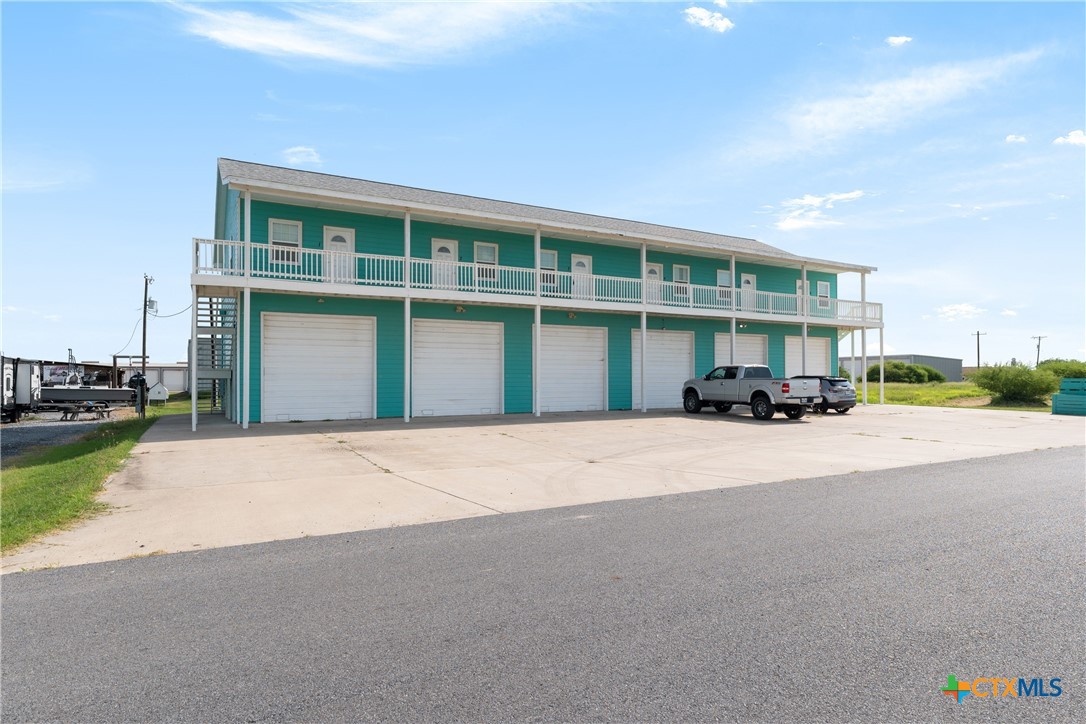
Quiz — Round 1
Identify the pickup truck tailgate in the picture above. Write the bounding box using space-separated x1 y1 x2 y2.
770 378 818 403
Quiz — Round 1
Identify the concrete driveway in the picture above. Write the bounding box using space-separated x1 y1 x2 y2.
3 406 1083 572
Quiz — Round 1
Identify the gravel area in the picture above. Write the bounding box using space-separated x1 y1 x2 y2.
0 412 125 460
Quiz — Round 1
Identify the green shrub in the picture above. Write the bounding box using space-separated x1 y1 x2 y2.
972 364 1059 403
1038 358 1086 379
867 361 938 383
838 366 852 381
914 364 947 383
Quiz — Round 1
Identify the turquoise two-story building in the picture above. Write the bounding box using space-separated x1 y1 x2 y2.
190 159 884 428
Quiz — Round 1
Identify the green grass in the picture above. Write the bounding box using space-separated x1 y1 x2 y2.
1 394 191 552
857 381 1051 412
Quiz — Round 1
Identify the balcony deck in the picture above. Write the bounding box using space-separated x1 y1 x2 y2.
193 239 883 327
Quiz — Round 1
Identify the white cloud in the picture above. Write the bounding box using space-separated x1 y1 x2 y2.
885 36 912 47
733 49 1042 162
282 146 322 166
774 190 865 231
1000 309 1018 317
1005 134 1027 143
684 6 735 33
936 303 986 321
173 2 574 67
1053 130 1085 146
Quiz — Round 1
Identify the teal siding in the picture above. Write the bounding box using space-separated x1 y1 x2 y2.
410 222 535 266
224 189 241 241
541 236 640 277
250 201 405 256
647 250 730 286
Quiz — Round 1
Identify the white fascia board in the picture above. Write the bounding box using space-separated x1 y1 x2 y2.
221 175 877 275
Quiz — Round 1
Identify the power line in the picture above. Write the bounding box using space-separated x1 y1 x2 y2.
151 304 193 319
113 315 144 356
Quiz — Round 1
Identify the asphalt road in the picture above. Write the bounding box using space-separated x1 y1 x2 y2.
3 447 1083 722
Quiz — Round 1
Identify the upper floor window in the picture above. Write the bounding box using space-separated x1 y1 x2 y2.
475 242 499 282
717 270 732 300
540 249 558 290
674 265 690 296
817 280 831 309
270 219 301 263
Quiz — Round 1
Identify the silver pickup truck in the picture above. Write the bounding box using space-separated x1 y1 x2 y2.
681 364 820 420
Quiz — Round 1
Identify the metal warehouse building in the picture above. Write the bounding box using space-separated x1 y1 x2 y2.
841 354 962 382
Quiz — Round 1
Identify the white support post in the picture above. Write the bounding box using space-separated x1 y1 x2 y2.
242 287 251 428
879 327 885 404
640 242 647 413
404 211 412 423
243 190 252 279
190 285 198 432
640 311 647 413
860 273 868 406
730 253 737 363
800 264 808 375
533 227 542 417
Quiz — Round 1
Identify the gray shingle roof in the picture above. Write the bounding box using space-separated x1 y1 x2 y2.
218 158 873 272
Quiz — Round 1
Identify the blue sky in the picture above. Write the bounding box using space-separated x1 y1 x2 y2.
3 1 1084 367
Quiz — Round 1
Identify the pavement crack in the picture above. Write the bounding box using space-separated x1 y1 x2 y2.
322 433 504 514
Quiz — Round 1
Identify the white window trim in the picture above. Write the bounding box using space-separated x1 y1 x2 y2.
540 249 558 289
475 241 499 281
717 269 732 300
674 264 691 296
269 218 302 264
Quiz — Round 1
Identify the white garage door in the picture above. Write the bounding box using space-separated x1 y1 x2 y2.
413 319 502 416
714 333 768 366
539 325 607 412
263 313 375 422
785 336 831 377
631 330 695 409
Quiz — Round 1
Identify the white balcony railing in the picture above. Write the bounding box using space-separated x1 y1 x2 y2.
192 239 882 324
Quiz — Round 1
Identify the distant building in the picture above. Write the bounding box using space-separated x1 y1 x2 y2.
840 354 963 382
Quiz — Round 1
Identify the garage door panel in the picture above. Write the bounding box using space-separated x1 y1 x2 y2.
539 325 606 412
785 336 831 377
413 319 502 417
263 313 375 422
631 330 695 409
714 333 768 366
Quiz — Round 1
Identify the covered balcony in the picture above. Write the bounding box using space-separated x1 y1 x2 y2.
193 238 883 327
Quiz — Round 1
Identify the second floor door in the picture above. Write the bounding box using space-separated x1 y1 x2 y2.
324 227 354 283
571 254 593 300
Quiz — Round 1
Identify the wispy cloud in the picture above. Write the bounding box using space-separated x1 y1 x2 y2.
731 48 1043 163
773 190 865 231
1053 129 1085 146
885 36 912 47
1005 134 1027 143
684 6 735 33
172 2 576 67
282 146 322 166
1000 309 1018 317
936 303 985 321
2 306 61 323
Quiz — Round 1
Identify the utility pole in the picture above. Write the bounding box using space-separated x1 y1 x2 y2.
971 330 986 368
1031 335 1047 367
141 274 154 376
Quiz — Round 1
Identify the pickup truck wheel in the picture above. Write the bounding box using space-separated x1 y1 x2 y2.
713 402 732 413
683 390 703 414
784 405 806 420
750 395 774 420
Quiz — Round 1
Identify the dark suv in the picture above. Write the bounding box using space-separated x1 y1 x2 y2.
791 376 856 414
